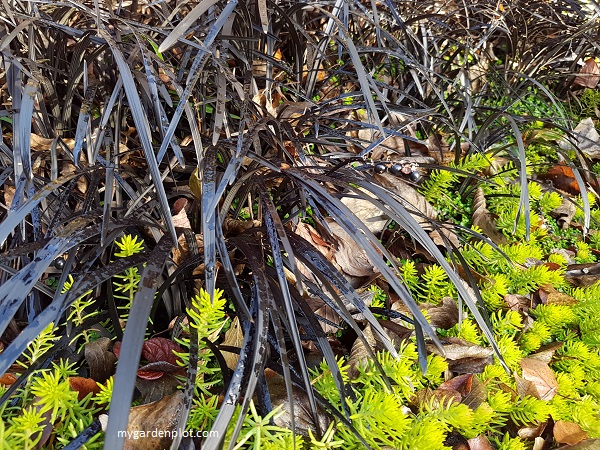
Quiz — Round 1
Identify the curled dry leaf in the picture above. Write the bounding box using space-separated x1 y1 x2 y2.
467 435 495 450
428 337 494 374
444 431 470 450
348 323 412 379
437 374 473 398
573 58 600 89
268 374 331 436
519 357 558 400
420 297 459 329
427 337 494 360
294 222 332 258
171 198 191 230
505 294 531 312
550 196 577 230
558 439 600 449
221 316 244 370
305 296 340 334
410 387 461 410
538 285 578 306
538 163 581 195
124 391 185 450
373 173 438 227
327 219 380 278
85 337 117 383
136 374 182 405
554 420 589 445
518 420 547 440
527 341 563 364
69 377 101 401
565 262 600 287
559 118 600 160
0 373 17 386
222 216 261 235
341 191 389 234
461 376 487 410
472 188 507 245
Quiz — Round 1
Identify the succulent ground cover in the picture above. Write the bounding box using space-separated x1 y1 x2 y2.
1 0 600 449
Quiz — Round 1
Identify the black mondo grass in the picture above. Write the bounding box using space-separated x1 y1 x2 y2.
0 0 597 449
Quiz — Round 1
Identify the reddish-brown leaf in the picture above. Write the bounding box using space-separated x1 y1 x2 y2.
573 58 600 89
112 341 121 358
538 164 580 195
136 370 166 381
0 373 17 386
438 374 473 397
69 377 101 401
142 337 182 365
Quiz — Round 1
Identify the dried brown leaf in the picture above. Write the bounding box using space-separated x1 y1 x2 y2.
341 192 389 234
268 374 331 436
519 357 558 400
428 337 494 360
472 188 507 245
565 262 600 287
0 373 17 386
573 58 600 89
85 337 117 383
554 420 589 445
420 297 458 329
69 377 101 401
518 421 548 440
467 435 495 450
527 342 563 364
222 316 243 370
124 391 184 450
461 376 487 410
506 294 531 312
327 219 379 278
559 118 600 160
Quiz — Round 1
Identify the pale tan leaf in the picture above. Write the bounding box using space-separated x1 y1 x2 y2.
519 357 558 400
427 337 494 360
467 435 495 450
559 118 600 159
341 192 389 234
222 316 243 370
518 421 547 440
